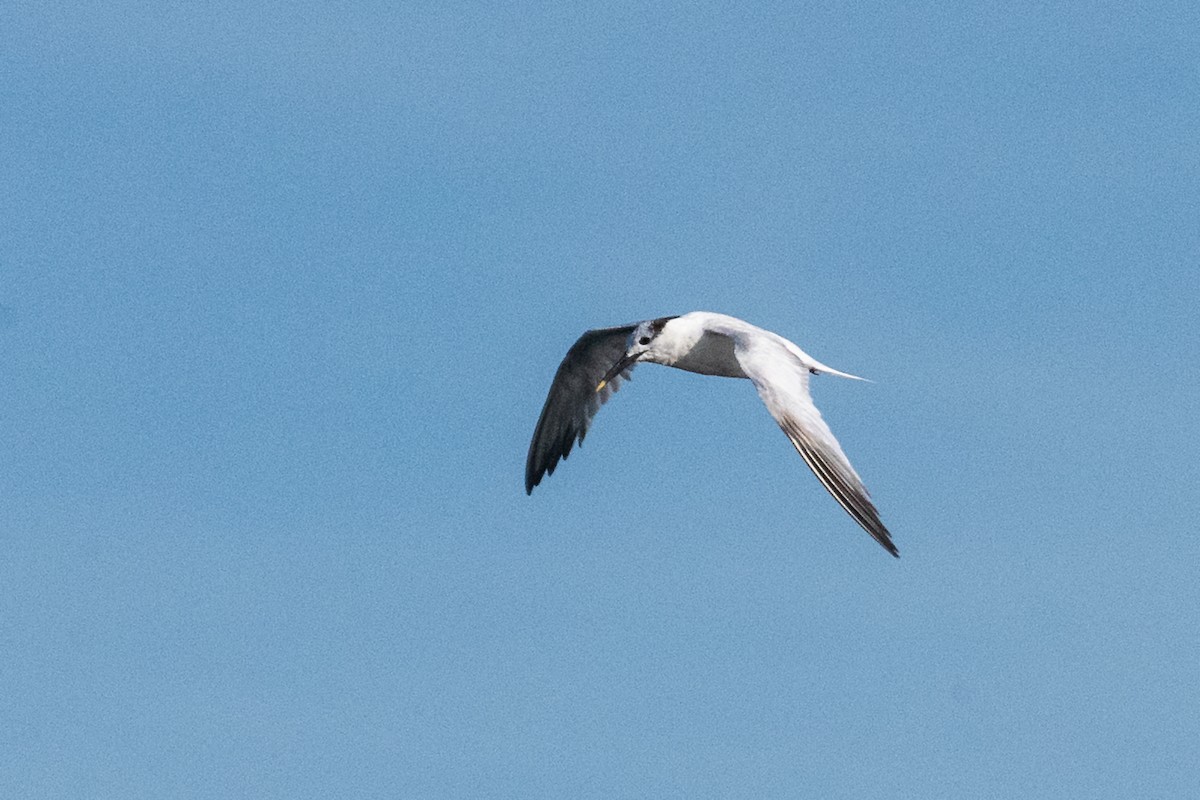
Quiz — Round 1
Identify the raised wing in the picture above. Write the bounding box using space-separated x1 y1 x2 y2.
736 337 898 557
525 324 637 494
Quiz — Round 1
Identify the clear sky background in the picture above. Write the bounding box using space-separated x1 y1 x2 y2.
3 3 1198 798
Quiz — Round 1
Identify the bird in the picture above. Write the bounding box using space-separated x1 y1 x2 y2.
524 311 898 557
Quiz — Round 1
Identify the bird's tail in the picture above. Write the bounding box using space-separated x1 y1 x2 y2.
780 338 873 381
810 360 871 381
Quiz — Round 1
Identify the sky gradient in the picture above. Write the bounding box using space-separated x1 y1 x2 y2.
3 3 1198 797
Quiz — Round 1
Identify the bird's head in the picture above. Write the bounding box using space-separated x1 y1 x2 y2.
595 316 678 393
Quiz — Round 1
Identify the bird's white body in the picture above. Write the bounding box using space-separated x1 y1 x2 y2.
525 311 897 557
648 314 748 377
644 312 864 381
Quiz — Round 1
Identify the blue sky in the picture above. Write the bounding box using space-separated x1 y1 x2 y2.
3 2 1198 797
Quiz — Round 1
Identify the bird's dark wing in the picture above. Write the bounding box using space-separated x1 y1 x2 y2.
525 324 637 494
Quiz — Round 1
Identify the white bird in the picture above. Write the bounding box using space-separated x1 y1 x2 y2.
525 312 898 557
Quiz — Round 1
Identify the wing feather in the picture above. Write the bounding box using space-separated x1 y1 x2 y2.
525 324 637 493
737 337 898 557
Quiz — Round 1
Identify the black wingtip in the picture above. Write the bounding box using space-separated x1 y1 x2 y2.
876 525 900 558
874 528 900 558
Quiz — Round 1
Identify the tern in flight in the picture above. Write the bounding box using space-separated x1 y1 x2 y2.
525 312 898 557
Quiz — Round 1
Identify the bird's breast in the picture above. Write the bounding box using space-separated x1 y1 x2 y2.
667 331 748 378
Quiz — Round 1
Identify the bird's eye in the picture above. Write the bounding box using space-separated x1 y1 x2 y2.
639 336 651 345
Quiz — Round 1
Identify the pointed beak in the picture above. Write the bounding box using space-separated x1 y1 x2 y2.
595 351 639 393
